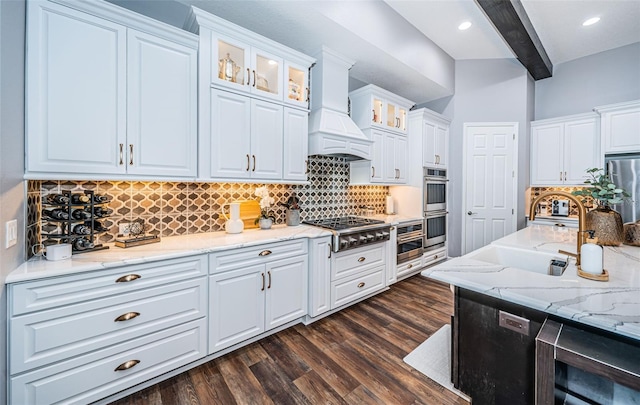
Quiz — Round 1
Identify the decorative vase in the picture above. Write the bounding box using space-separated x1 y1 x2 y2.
259 218 273 230
286 209 300 226
586 206 623 246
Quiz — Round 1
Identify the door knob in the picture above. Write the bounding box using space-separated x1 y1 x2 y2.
467 211 477 215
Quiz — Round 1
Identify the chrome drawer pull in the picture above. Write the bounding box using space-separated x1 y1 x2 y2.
115 274 141 283
357 282 365 288
114 312 140 322
115 359 140 372
358 257 366 262
259 250 272 256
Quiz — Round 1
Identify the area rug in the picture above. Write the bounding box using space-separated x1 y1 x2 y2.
403 324 471 401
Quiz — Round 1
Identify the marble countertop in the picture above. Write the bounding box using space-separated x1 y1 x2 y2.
422 225 640 341
8 224 332 284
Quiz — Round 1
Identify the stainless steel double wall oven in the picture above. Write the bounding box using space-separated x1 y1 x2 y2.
423 167 447 251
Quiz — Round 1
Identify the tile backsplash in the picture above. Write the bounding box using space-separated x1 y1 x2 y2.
26 156 388 258
528 186 594 217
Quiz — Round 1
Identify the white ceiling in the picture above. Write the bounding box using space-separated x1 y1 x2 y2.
111 0 640 104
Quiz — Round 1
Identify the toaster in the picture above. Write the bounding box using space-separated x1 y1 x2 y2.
551 199 570 216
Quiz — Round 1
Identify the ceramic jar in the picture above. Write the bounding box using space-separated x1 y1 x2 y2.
259 218 273 230
286 209 300 226
586 206 623 246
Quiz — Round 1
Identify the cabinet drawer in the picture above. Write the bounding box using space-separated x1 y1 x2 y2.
210 239 307 273
397 257 422 279
10 318 206 405
423 248 447 268
10 255 207 316
333 244 385 280
331 266 385 309
11 277 206 374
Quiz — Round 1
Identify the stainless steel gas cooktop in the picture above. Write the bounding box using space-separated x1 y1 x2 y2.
303 216 390 252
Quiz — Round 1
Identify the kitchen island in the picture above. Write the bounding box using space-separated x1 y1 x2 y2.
422 225 640 403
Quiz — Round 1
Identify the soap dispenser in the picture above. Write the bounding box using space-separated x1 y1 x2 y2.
580 230 603 275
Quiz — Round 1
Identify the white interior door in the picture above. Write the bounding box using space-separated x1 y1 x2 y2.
463 123 518 254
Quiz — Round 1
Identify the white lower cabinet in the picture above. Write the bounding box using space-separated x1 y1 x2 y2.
308 236 332 317
8 255 208 404
396 256 422 281
208 240 308 353
422 247 447 268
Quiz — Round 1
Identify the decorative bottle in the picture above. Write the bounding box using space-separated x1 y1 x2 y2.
42 208 69 220
45 194 70 204
70 193 90 204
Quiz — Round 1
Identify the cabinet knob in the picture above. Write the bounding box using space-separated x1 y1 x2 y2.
114 312 140 322
407 264 413 269
114 359 140 372
357 282 365 288
115 274 141 283
259 250 272 256
358 257 366 262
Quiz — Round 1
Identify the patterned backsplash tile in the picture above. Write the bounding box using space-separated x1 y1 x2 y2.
26 156 389 258
528 186 594 217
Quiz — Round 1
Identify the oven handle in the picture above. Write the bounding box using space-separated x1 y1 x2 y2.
424 211 448 218
397 233 425 244
424 176 449 183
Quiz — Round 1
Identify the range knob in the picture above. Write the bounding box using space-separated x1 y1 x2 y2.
375 232 384 240
348 237 358 246
366 233 375 242
340 238 349 250
359 234 368 243
380 231 390 240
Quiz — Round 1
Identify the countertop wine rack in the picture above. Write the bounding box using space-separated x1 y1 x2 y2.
41 190 111 254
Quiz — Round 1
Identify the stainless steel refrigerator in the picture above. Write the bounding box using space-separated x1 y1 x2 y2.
606 155 640 223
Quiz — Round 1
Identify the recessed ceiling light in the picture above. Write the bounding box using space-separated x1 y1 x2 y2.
582 17 600 26
458 21 472 31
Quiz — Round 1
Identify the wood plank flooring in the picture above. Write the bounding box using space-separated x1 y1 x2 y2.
109 275 470 405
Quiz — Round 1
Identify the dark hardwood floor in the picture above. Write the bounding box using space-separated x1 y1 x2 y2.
109 275 469 405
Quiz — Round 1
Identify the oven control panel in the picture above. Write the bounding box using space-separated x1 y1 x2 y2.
335 227 390 252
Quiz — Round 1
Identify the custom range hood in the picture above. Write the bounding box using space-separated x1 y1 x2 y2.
308 47 372 161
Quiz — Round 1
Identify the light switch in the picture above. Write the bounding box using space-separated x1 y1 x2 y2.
6 219 17 248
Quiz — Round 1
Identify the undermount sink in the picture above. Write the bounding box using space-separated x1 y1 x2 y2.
465 244 568 275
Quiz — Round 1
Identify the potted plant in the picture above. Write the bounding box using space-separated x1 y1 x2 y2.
281 193 301 226
254 186 276 230
572 168 629 246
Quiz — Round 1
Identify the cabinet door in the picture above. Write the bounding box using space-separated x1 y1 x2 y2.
283 107 308 181
370 131 385 182
423 121 437 167
397 106 408 133
603 107 640 154
127 30 197 177
564 119 599 185
372 95 384 128
285 62 309 108
210 90 251 179
308 237 332 317
251 100 284 179
251 48 283 101
395 136 408 183
435 125 448 167
387 227 398 285
209 264 265 353
26 1 126 174
212 34 251 91
530 124 564 185
265 256 308 330
383 133 397 182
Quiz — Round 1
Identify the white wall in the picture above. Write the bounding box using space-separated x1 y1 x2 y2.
0 2 26 403
422 58 532 257
535 42 640 120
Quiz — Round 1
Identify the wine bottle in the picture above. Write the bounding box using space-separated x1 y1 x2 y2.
70 193 90 204
92 194 110 203
71 209 92 220
84 219 109 232
73 238 95 251
42 208 69 220
45 194 70 204
89 207 113 218
72 224 92 235
41 223 59 233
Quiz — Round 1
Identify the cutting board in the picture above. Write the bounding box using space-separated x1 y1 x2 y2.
222 200 261 229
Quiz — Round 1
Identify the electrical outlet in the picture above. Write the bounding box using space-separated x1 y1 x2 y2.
5 219 17 248
119 223 131 236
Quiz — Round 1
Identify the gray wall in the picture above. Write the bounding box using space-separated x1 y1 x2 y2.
423 58 532 257
535 42 640 120
0 2 26 403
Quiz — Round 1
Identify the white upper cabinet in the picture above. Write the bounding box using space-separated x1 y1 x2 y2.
530 113 600 186
595 100 640 154
189 8 314 183
349 84 413 135
26 0 198 179
350 129 407 184
409 108 449 169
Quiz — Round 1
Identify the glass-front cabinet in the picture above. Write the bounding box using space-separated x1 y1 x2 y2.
285 62 309 108
350 85 413 135
212 37 283 102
